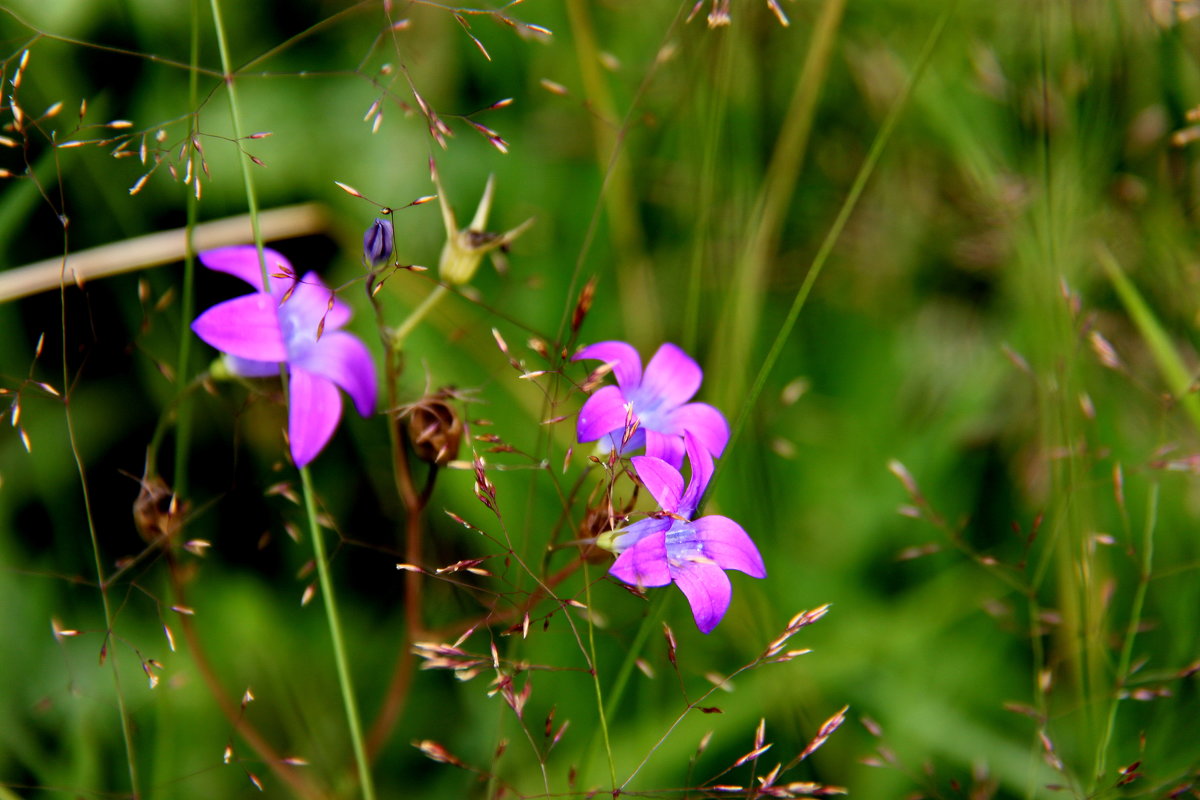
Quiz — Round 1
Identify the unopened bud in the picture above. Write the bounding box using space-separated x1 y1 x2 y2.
363 217 394 267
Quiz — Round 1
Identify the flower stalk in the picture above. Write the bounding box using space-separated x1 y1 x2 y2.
207 2 376 796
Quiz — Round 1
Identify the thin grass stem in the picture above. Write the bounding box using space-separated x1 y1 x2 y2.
582 560 618 790
301 466 378 800
716 0 957 482
391 283 448 348
172 0 203 497
1094 481 1157 783
209 2 375 795
59 255 140 795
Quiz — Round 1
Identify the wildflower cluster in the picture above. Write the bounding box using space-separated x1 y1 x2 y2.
575 342 765 633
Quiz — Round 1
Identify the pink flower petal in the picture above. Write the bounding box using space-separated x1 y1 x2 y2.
664 402 729 459
631 455 684 512
690 516 766 578
639 343 702 410
282 271 351 333
225 356 281 378
671 561 732 634
191 294 288 362
576 385 630 444
644 429 685 470
679 432 714 516
287 368 343 467
574 341 642 390
610 517 672 554
289 331 376 417
610 531 672 588
200 246 295 296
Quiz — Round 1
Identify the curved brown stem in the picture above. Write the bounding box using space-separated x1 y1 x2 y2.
365 344 427 760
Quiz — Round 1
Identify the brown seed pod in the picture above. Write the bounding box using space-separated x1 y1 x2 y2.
133 474 188 545
405 391 464 466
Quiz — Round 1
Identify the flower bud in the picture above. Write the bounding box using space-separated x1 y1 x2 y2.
432 170 533 286
363 217 394 267
406 392 463 466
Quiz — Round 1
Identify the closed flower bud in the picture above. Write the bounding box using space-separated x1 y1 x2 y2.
405 392 463 466
363 217 394 267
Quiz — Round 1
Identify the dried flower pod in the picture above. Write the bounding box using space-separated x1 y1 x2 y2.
133 474 189 545
433 167 533 286
405 391 463 465
363 217 394 267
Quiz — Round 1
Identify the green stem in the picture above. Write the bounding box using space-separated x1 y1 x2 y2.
582 561 617 790
208 0 265 281
683 32 732 354
62 280 139 794
301 467 377 800
209 2 373 795
1094 482 1157 783
390 283 448 348
172 0 203 495
716 0 955 484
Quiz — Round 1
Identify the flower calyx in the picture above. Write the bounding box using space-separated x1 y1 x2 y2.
434 166 533 286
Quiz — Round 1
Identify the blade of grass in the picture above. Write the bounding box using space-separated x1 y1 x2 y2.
712 0 847 410
1097 245 1200 432
717 0 958 480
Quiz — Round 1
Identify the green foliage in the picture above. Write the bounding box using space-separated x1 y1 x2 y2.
1 0 1199 798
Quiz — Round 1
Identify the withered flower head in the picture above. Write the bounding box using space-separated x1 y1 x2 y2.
134 474 189 545
433 165 533 286
404 391 464 466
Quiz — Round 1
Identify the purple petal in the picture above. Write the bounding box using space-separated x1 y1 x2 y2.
200 246 295 296
671 561 732 634
690 516 766 578
288 367 343 467
679 432 714 516
225 356 281 378
290 331 376 417
573 341 642 390
643 429 684 470
664 402 729 459
639 343 702 410
610 531 672 588
191 294 287 362
281 271 351 333
610 517 672 554
630 455 684 512
576 385 630 444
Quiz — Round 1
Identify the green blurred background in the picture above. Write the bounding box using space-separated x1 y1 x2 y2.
1 0 1199 797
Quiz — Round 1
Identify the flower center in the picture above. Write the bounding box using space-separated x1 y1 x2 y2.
626 385 668 430
665 522 703 564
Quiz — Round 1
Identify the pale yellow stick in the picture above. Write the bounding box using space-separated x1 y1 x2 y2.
0 202 330 303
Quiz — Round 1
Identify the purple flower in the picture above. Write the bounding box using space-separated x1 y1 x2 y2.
191 246 376 467
574 341 729 470
363 217 394 267
608 432 765 634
